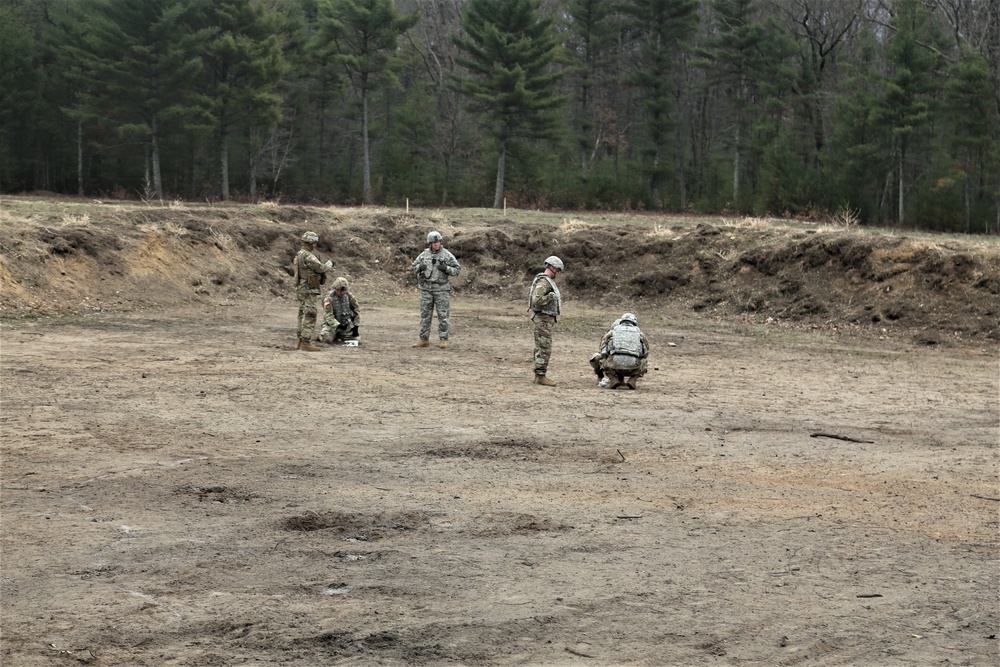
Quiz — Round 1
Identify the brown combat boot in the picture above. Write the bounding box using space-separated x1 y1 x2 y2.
625 376 638 390
438 340 448 349
298 340 322 351
534 374 555 386
412 339 430 348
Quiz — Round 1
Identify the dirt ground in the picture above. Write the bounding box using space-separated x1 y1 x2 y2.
1 199 998 666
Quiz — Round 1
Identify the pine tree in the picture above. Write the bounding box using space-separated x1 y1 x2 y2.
0 3 41 192
619 0 699 209
693 0 795 212
944 51 997 233
563 0 618 178
197 0 286 201
872 0 946 226
77 0 210 201
316 0 418 205
451 0 566 208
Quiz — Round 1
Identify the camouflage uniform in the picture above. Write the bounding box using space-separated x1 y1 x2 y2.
411 242 460 343
529 272 562 377
294 241 332 342
320 282 361 342
590 315 649 388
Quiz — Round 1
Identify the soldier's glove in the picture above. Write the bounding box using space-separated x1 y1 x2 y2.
323 260 333 271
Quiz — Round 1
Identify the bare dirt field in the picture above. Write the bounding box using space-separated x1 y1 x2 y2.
1 198 998 666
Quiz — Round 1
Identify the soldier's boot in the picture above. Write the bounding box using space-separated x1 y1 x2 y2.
298 340 322 351
438 340 448 349
534 374 555 386
412 339 430 348
609 374 623 389
625 375 638 390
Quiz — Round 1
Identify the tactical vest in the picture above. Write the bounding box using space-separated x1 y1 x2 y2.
329 292 354 325
418 249 454 289
607 324 643 370
296 249 324 291
529 274 561 317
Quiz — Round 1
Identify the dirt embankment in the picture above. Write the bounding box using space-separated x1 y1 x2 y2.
1 202 997 345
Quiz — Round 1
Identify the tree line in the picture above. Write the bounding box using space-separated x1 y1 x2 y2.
1 0 997 232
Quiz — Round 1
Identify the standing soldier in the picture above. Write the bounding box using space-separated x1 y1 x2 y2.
411 231 460 349
320 277 361 344
293 230 333 351
529 255 564 385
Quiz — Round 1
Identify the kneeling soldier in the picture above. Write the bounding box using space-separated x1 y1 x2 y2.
590 313 649 389
320 277 361 344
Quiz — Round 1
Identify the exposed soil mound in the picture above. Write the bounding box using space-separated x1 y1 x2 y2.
1 200 997 344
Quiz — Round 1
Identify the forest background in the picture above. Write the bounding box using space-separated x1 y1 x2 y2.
1 0 998 233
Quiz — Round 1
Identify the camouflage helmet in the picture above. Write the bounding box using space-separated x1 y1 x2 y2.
301 231 320 244
620 312 638 326
332 277 349 290
544 255 564 271
427 230 443 244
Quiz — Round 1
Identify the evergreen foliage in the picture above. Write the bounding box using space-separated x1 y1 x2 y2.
3 0 997 232
450 0 567 208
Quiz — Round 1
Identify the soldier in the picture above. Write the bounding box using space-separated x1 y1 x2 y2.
411 230 460 349
319 277 361 344
529 255 564 386
589 313 650 389
293 230 333 351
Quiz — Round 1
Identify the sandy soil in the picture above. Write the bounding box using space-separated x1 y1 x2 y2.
2 292 997 666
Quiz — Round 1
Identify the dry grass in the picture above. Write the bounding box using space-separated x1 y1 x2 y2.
558 218 592 234
720 216 779 230
209 227 236 250
646 224 675 239
59 213 91 227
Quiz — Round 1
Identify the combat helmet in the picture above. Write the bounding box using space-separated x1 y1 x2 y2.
301 231 320 244
427 230 443 244
620 312 638 326
544 255 564 271
332 277 349 290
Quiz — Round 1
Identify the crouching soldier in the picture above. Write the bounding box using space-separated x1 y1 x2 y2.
590 313 649 389
320 277 361 344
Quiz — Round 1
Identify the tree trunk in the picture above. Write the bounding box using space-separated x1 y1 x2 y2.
675 92 687 211
897 145 905 227
76 119 84 197
441 154 451 206
362 84 373 205
493 142 506 209
964 148 972 234
733 122 741 211
249 151 258 202
151 117 164 202
650 146 662 209
220 126 230 202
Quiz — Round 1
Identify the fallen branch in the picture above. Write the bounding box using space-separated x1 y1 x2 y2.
810 432 873 444
566 647 596 659
971 494 1000 502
